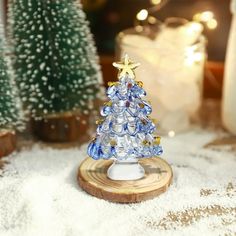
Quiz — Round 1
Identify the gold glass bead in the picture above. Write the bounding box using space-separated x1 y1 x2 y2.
95 119 104 125
141 119 147 125
108 81 119 87
151 118 157 123
142 140 150 146
104 101 112 107
154 136 161 145
137 81 143 87
139 103 144 108
110 140 117 146
91 137 96 142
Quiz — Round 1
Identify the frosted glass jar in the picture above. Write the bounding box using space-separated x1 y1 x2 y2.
116 18 207 134
222 0 236 135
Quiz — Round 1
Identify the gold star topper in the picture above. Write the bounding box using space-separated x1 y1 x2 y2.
112 54 140 79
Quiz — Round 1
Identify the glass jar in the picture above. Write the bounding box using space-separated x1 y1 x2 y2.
116 18 207 135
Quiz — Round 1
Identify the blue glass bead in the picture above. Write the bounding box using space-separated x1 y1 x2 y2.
120 75 130 84
153 145 163 156
142 146 151 157
128 95 133 101
117 84 128 99
148 121 156 133
101 146 112 159
98 119 111 133
126 122 137 135
110 146 116 155
114 146 128 159
131 85 146 97
111 121 124 135
138 119 154 134
127 103 138 116
101 105 112 116
87 141 103 160
96 125 102 134
107 86 117 98
112 100 126 113
142 101 152 115
117 91 128 100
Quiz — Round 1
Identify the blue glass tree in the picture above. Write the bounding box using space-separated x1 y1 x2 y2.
88 55 163 180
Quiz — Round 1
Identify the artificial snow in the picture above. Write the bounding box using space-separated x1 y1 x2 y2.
0 129 235 236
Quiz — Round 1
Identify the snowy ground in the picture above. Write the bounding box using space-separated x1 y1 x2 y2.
0 129 235 236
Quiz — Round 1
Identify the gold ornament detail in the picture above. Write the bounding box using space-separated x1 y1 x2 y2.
110 140 117 146
139 103 145 108
141 119 147 125
137 81 143 87
113 54 140 79
154 136 161 145
91 137 96 142
104 101 112 107
96 119 104 125
151 118 157 124
147 116 157 124
108 81 119 87
143 140 151 146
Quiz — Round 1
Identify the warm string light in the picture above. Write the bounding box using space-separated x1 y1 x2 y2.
168 130 175 138
136 6 218 31
194 11 214 22
150 0 161 5
193 11 218 30
135 6 212 67
136 9 148 21
136 0 168 23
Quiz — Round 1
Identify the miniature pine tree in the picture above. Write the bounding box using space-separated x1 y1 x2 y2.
87 55 163 180
8 0 103 119
0 24 23 131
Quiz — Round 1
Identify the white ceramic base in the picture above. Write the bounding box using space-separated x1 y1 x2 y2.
107 160 145 181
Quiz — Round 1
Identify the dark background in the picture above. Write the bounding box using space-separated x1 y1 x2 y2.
82 0 231 61
3 0 232 61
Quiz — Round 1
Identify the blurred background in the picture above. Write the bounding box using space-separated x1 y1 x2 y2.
2 0 231 61
1 0 231 100
82 0 231 62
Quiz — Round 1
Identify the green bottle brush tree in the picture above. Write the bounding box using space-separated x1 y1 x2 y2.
8 0 103 142
0 24 23 157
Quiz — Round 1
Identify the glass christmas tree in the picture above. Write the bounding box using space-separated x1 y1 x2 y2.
8 0 103 119
0 24 23 131
88 55 163 180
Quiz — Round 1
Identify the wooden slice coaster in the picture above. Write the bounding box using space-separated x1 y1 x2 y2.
0 130 16 159
78 157 173 203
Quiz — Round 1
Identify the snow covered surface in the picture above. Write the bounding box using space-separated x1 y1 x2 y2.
0 129 235 236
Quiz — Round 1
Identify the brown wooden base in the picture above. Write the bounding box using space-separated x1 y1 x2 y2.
78 157 173 203
0 130 16 158
32 113 90 142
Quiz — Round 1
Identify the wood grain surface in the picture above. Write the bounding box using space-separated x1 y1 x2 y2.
0 130 16 158
32 112 89 143
78 157 173 203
